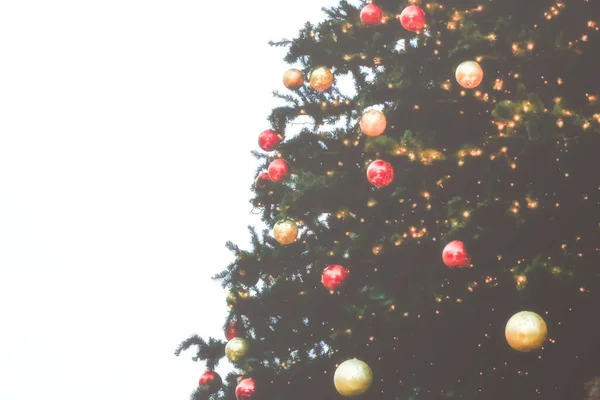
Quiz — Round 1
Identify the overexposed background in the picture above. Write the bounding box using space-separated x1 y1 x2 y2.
0 1 337 398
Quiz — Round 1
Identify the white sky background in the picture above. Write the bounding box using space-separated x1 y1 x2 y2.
0 1 340 398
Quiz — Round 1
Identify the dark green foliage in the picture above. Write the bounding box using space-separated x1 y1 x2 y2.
177 0 600 399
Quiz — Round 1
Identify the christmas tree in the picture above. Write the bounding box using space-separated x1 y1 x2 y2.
176 0 600 398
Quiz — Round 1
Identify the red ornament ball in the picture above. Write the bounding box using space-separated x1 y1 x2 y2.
360 4 383 26
442 240 471 268
367 160 394 188
199 371 222 394
399 5 426 32
258 129 282 152
236 378 256 400
225 321 240 341
321 264 350 291
268 159 290 182
255 172 271 189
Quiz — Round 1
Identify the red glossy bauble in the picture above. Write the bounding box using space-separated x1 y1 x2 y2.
321 264 350 291
199 371 222 394
225 322 240 341
442 240 471 268
236 378 256 400
258 129 283 152
255 172 271 189
399 5 426 32
268 159 290 182
360 4 383 25
367 160 394 188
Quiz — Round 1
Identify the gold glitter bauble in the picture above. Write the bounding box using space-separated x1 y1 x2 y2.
309 66 334 91
505 311 548 352
273 219 299 245
226 290 250 306
334 358 373 397
283 68 304 90
455 60 484 89
359 109 387 137
225 337 249 362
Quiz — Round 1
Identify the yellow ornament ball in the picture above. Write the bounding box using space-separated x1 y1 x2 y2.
455 60 484 89
283 68 304 90
334 358 373 397
309 66 334 91
273 219 299 245
505 310 548 352
359 109 387 137
225 337 249 362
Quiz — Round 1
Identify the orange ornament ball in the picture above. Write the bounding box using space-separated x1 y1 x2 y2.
283 68 304 90
360 109 387 137
309 66 334 91
455 61 484 89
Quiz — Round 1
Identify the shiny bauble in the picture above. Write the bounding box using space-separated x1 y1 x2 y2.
258 129 283 152
267 159 290 182
399 5 426 32
334 358 373 397
235 378 256 400
359 109 386 137
283 68 304 90
505 311 548 352
199 371 222 394
236 268 259 287
442 240 471 268
225 321 241 341
225 337 249 362
455 61 484 89
367 159 394 188
321 264 350 291
309 66 334 91
273 219 299 245
360 4 383 26
255 172 271 189
226 291 250 306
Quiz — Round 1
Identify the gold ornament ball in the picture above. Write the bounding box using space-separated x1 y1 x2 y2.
505 311 548 352
283 68 304 90
334 358 373 397
455 60 484 89
225 337 249 362
359 109 387 137
273 219 299 245
309 66 334 91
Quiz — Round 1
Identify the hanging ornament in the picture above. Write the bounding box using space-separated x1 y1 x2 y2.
455 61 484 89
226 291 250 307
360 4 383 26
321 264 350 291
236 268 259 287
442 240 471 268
283 68 304 90
255 172 271 189
399 5 426 32
225 337 249 362
225 321 241 341
199 371 222 394
258 129 283 152
273 219 299 245
236 378 257 400
309 66 334 91
267 159 290 182
334 358 373 397
367 160 394 188
505 311 548 352
359 109 386 137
